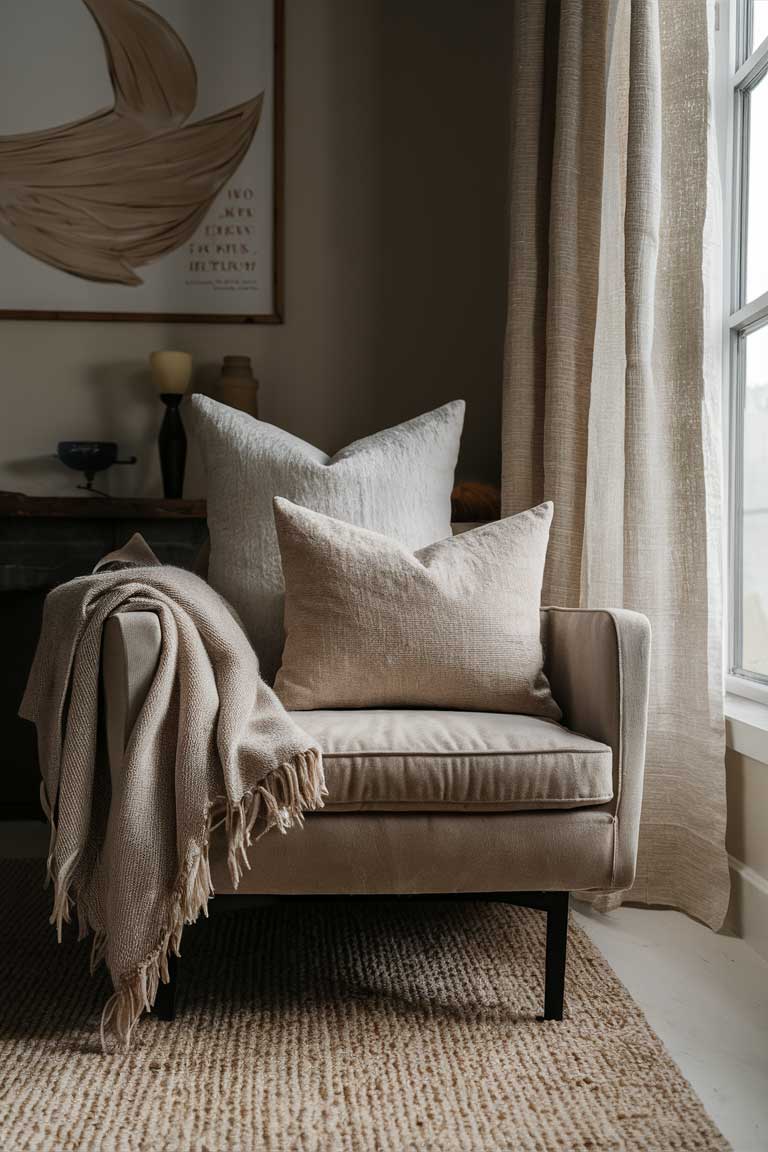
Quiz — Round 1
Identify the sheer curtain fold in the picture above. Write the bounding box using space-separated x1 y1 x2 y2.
502 0 729 927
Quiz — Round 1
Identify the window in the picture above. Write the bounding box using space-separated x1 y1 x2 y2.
727 0 768 699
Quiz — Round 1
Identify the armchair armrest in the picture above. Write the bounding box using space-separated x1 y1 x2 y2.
544 608 651 889
102 612 162 777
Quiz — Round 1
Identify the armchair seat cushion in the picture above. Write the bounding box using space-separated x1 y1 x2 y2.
294 709 613 813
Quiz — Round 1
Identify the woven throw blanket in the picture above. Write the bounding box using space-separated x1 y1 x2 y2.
20 534 325 1050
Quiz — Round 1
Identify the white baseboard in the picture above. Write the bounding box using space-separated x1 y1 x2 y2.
726 854 768 962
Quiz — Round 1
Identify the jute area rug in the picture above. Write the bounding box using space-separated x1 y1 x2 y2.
0 860 727 1152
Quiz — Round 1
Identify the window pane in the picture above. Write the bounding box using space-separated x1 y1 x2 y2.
752 1 768 51
746 71 768 302
741 323 768 678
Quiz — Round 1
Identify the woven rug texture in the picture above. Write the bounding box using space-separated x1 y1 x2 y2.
0 860 728 1152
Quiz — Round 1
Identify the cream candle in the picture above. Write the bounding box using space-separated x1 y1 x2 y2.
149 351 192 396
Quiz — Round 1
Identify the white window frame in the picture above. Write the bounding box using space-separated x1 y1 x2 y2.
723 0 768 705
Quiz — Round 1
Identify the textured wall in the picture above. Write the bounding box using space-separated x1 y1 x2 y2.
0 0 511 499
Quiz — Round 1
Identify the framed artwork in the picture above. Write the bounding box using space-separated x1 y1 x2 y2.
0 0 283 323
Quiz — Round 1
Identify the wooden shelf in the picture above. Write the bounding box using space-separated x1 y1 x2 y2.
0 492 206 520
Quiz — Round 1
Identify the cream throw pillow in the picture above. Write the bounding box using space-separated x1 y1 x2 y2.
190 396 464 682
273 498 561 718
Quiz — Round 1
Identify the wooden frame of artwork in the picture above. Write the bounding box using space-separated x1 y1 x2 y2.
0 0 284 324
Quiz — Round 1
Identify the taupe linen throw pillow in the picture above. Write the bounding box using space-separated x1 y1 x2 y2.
190 396 465 684
273 498 560 718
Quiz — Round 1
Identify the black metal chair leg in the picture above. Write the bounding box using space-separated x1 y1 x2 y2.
542 892 569 1020
153 952 178 1021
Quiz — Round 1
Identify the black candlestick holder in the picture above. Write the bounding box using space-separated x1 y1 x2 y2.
158 394 186 499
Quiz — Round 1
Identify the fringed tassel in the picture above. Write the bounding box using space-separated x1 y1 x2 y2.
98 746 324 1053
40 780 83 946
99 842 213 1053
96 746 324 1055
39 780 56 889
49 853 81 943
227 748 326 887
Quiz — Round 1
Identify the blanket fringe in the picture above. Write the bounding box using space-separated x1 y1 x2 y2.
39 780 56 888
96 746 325 1052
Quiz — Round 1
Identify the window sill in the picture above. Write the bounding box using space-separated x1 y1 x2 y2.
725 693 768 766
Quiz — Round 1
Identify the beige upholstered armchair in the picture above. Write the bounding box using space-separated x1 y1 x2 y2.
103 606 650 1023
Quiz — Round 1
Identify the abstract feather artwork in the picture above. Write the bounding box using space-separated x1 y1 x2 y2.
0 0 281 321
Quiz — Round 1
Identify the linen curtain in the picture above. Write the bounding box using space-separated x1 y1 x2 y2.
502 0 729 927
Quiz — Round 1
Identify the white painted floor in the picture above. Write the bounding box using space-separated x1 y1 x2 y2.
574 903 768 1152
2 828 766 1151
